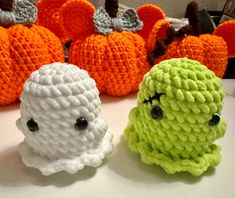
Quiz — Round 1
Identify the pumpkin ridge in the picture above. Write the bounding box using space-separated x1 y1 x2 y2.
0 26 18 105
146 1 229 78
121 32 150 91
199 34 227 78
103 32 138 96
65 0 150 96
7 25 52 97
69 34 107 94
29 25 64 63
0 4 65 105
179 36 204 63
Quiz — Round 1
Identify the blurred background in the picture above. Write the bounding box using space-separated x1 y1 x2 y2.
89 0 226 17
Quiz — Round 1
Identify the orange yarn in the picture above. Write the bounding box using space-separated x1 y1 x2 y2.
137 4 165 41
154 36 204 64
213 20 235 58
199 35 228 78
60 0 95 41
146 19 169 52
57 0 150 96
0 25 64 105
36 0 72 43
69 32 149 96
151 35 227 78
36 0 93 43
145 8 232 78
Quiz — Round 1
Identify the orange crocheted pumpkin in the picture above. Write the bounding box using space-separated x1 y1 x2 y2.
36 0 72 43
0 0 64 105
139 3 235 78
59 0 150 96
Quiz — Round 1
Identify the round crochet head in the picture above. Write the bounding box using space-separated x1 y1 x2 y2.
124 58 227 176
16 62 113 175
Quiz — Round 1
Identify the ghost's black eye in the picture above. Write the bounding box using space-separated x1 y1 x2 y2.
151 106 163 120
27 119 39 132
75 117 88 130
209 114 220 126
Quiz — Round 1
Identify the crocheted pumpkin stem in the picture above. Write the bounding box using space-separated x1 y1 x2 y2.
105 0 119 18
185 1 201 36
0 0 37 27
147 27 175 66
147 1 202 66
0 0 14 11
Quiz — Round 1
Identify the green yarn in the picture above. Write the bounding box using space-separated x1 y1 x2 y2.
124 58 227 176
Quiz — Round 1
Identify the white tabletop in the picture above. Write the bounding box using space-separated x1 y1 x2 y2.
0 79 235 198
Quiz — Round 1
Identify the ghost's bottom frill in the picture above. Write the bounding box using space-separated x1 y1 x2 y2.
124 124 223 176
18 132 113 176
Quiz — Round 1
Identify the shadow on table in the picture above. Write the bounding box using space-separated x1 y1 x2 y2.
107 136 216 185
0 146 102 187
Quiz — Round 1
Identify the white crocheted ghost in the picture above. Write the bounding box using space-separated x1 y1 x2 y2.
16 62 113 175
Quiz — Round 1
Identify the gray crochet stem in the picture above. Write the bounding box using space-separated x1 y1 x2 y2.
0 0 14 11
0 0 37 27
105 0 119 18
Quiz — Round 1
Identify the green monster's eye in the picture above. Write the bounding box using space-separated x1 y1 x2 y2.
209 114 220 126
151 106 163 120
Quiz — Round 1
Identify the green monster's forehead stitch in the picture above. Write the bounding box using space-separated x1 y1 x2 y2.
125 58 227 176
143 93 163 104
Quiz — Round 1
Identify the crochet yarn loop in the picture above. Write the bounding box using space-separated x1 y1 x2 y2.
16 63 113 175
93 7 143 35
124 58 227 176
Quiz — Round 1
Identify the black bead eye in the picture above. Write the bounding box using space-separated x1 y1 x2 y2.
27 119 39 132
75 117 88 130
151 106 163 120
209 114 220 126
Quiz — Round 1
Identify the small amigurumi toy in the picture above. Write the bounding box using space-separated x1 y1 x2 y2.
0 0 64 105
16 62 113 176
37 0 150 96
137 2 235 78
124 58 227 176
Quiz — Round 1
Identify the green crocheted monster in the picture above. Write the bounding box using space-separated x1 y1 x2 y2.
124 58 227 176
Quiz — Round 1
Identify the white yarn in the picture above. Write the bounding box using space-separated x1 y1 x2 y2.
16 62 113 175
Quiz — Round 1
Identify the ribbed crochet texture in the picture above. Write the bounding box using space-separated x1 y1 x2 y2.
62 0 149 96
137 4 235 78
37 0 150 96
124 58 227 176
69 31 149 96
152 33 228 78
213 20 235 58
0 24 64 105
36 0 72 43
147 18 228 78
16 62 113 175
